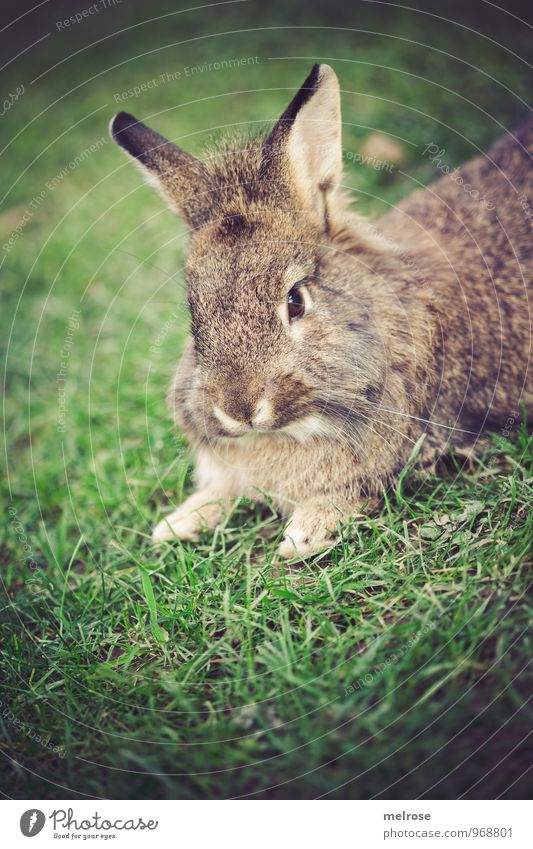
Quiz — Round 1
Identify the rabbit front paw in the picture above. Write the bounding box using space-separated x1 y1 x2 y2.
277 506 339 559
277 497 360 559
152 506 204 543
151 488 232 544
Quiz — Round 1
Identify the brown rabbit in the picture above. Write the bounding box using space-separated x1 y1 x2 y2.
110 64 532 558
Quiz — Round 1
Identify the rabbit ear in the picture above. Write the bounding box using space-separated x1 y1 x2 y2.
266 64 342 224
109 112 210 227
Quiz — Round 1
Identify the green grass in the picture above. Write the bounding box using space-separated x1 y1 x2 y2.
1 0 532 799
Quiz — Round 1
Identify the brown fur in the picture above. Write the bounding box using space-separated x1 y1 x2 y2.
110 65 532 557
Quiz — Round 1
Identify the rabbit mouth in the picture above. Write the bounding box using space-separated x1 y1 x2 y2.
212 413 334 444
205 378 333 440
212 404 267 437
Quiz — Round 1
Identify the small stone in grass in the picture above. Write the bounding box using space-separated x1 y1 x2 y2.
420 523 443 540
451 501 485 524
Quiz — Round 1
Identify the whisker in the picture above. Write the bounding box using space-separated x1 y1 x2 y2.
367 404 480 436
315 393 418 447
320 387 479 438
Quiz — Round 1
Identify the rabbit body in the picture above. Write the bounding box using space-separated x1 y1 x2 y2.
110 65 532 557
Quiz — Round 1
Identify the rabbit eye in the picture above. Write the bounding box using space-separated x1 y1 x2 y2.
287 285 306 322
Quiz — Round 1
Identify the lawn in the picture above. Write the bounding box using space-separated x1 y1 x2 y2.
1 0 532 799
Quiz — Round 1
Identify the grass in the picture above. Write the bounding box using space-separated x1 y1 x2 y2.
1 0 532 799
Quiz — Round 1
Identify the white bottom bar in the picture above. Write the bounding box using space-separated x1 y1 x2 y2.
2 799 530 848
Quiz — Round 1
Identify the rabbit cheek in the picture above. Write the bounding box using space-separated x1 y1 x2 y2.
268 383 315 432
281 414 333 442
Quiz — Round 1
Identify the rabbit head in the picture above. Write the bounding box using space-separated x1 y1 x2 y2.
110 65 385 442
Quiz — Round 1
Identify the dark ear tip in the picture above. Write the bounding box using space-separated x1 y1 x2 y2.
109 111 139 144
300 63 321 93
312 64 337 85
295 63 338 103
309 63 321 82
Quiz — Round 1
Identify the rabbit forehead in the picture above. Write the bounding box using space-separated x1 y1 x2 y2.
186 223 316 297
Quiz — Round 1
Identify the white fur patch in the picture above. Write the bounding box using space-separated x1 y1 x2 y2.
282 414 333 442
252 397 273 426
213 405 248 434
195 452 222 488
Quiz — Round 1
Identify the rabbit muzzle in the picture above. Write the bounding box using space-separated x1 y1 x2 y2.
206 373 316 439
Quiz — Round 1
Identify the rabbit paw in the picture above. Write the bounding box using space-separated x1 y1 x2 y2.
152 507 204 543
152 489 231 544
277 511 336 559
277 497 359 559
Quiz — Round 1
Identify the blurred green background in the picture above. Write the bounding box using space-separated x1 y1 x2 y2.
1 0 531 799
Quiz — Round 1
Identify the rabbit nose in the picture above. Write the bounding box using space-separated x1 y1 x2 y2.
213 388 255 431
212 404 251 434
216 379 266 424
213 397 273 434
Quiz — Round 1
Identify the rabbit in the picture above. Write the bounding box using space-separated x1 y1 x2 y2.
110 64 532 558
